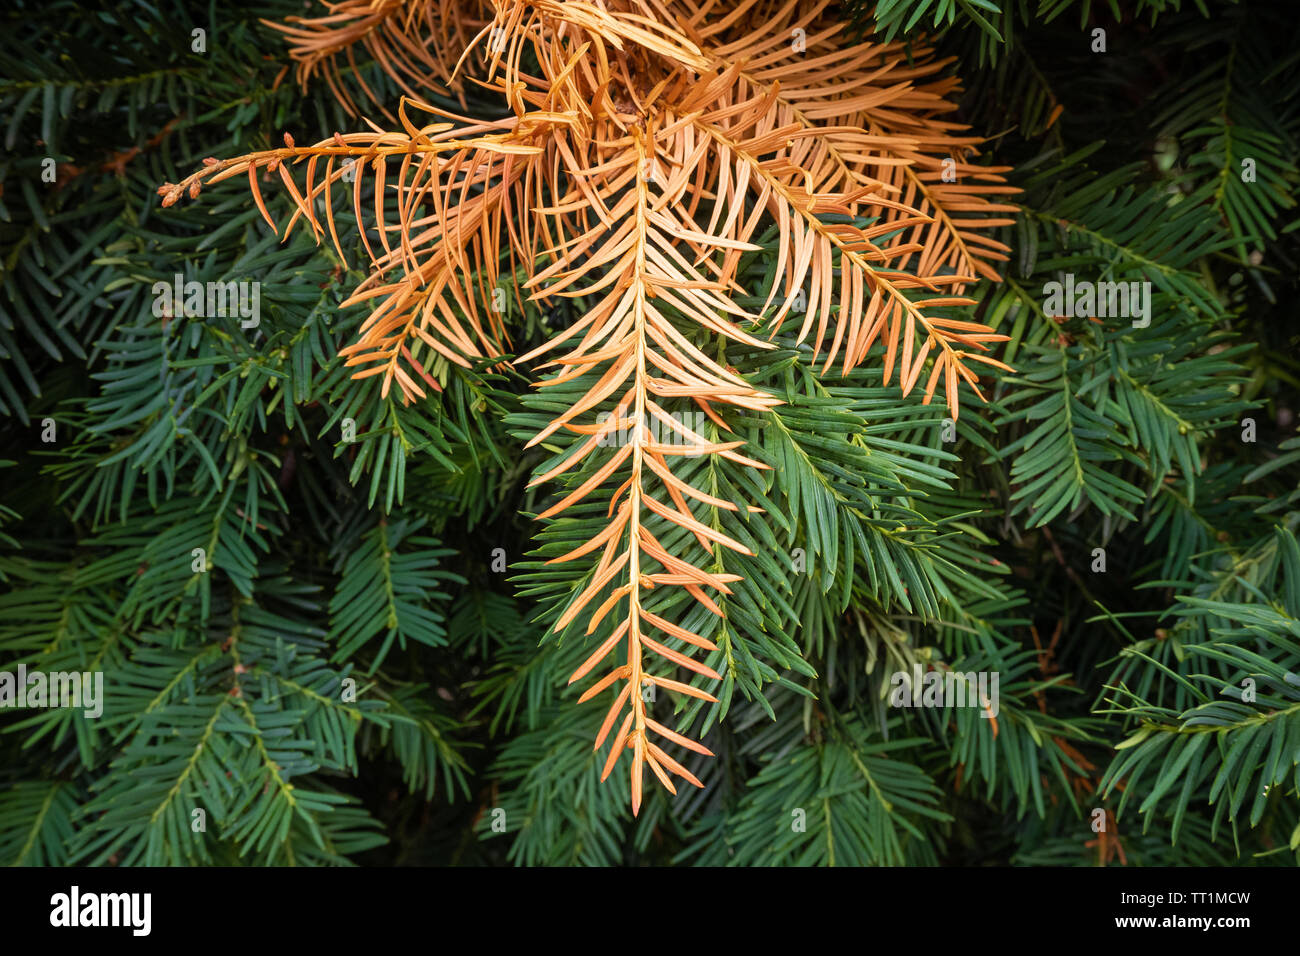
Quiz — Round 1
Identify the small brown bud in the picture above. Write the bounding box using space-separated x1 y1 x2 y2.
283 132 295 148
202 157 220 166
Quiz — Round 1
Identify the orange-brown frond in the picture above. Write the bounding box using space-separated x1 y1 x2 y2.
162 0 1019 814
267 0 493 116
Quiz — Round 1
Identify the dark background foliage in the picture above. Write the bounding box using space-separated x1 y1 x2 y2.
1 0 1298 866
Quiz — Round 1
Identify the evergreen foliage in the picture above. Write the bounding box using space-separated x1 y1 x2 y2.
1 0 1297 866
